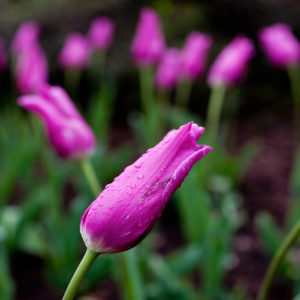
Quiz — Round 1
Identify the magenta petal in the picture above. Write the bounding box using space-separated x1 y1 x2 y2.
80 122 211 253
259 23 300 68
131 8 165 67
18 85 96 160
18 95 63 129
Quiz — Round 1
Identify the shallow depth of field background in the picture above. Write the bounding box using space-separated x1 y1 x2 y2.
1 0 300 299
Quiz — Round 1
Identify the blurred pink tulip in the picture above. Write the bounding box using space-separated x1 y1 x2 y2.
80 122 211 253
58 33 91 69
208 36 255 86
88 17 115 51
259 23 300 68
11 20 40 54
131 8 165 67
155 48 180 91
180 32 212 81
18 85 96 159
15 43 48 94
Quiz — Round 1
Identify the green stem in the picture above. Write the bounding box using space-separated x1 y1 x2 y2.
175 79 192 108
206 84 227 145
257 218 300 300
287 64 300 141
118 250 144 300
65 69 81 99
139 67 157 146
80 159 102 196
63 249 99 300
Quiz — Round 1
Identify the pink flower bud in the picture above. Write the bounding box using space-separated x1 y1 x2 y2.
208 36 255 87
131 8 165 67
15 43 48 94
259 23 300 68
18 84 96 159
155 48 180 91
58 33 91 69
180 32 212 81
11 20 40 54
88 17 115 51
80 122 211 253
0 37 7 70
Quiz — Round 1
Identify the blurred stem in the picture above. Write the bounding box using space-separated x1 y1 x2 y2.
175 79 192 108
118 250 144 300
287 64 300 140
79 160 144 300
64 69 81 99
287 64 300 104
63 249 99 300
139 66 157 146
257 218 300 300
80 159 102 196
206 84 227 145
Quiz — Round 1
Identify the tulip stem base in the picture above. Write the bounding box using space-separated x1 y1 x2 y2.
80 159 102 196
287 64 300 141
63 249 99 300
118 250 144 300
206 84 226 145
175 79 192 108
139 66 157 146
257 218 300 300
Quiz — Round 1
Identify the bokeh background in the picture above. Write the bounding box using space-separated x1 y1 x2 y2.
1 0 300 299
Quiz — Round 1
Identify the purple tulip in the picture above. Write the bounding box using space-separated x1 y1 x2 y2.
88 17 115 51
259 23 300 68
180 32 212 81
0 37 7 70
208 36 255 87
18 84 96 159
11 20 40 54
155 48 180 91
58 33 91 69
15 43 48 94
131 8 165 67
80 122 211 253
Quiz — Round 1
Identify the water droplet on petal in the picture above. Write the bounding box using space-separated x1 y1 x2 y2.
105 184 111 189
145 184 151 190
134 163 142 168
137 220 143 228
137 174 144 179
131 184 136 189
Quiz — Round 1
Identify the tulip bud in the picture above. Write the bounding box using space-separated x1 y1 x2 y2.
0 37 7 71
208 36 255 87
155 48 180 91
58 33 91 69
88 17 115 51
131 8 165 67
15 43 48 94
80 122 211 253
11 20 40 55
18 84 96 159
180 32 212 81
259 23 300 68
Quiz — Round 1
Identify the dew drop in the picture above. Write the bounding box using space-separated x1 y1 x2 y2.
105 184 111 189
145 184 151 190
100 194 104 198
137 220 143 228
131 184 136 189
134 163 142 168
137 174 144 179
